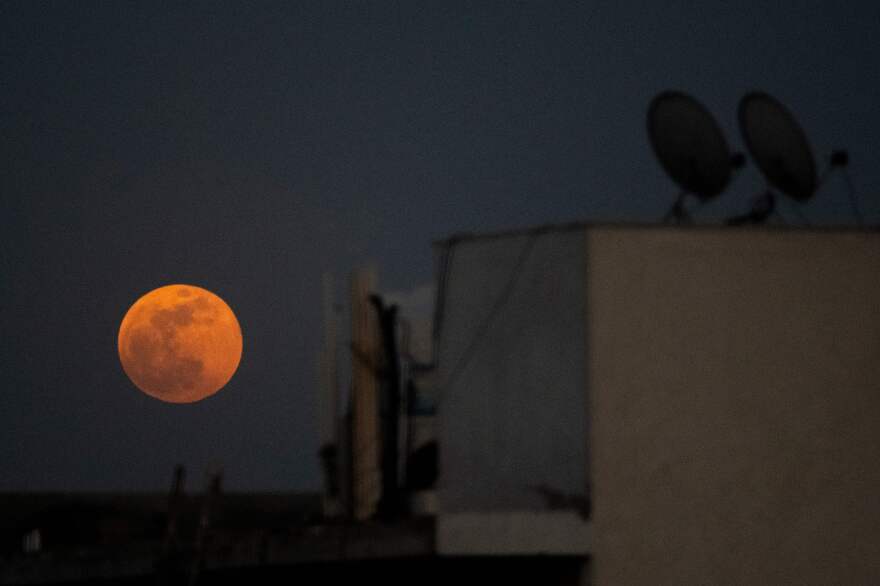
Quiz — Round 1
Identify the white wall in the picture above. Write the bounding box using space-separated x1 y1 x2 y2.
436 229 588 514
587 227 880 585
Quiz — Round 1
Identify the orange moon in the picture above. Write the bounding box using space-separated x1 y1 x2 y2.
118 284 242 403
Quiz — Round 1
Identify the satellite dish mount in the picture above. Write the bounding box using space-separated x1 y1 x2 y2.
647 91 744 224
734 91 863 226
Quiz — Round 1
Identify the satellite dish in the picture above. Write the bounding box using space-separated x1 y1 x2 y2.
648 91 736 201
738 92 818 201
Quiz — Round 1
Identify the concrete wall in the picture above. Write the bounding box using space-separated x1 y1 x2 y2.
587 227 880 585
436 229 588 514
437 511 590 556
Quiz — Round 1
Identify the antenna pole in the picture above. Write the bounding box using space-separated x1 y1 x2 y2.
819 151 864 226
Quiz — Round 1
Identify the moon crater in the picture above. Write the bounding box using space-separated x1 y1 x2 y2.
118 285 242 403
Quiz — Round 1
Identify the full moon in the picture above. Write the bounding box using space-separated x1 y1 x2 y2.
118 284 243 403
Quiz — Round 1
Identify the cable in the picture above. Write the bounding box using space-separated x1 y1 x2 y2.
431 243 456 360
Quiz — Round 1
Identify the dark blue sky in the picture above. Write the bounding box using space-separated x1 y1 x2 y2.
2 1 878 491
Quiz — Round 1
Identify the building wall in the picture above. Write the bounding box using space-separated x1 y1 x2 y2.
587 227 880 585
436 229 588 513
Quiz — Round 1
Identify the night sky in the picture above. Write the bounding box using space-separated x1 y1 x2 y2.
2 2 878 492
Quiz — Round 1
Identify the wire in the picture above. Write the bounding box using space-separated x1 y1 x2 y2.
431 243 456 360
